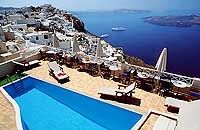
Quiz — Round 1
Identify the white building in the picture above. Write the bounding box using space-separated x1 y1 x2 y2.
39 13 46 21
0 41 22 62
10 24 27 31
16 18 36 25
26 31 53 45
55 32 72 50
7 14 25 24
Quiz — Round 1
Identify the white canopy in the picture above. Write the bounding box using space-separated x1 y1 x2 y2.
72 36 80 54
155 48 167 72
26 40 45 51
95 38 104 58
176 100 200 130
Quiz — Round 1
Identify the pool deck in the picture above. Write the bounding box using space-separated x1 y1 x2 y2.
0 61 176 130
0 92 17 130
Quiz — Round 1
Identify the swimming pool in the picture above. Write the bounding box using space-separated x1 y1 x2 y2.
2 76 143 130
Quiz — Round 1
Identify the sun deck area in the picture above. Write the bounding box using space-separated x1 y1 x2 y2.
0 92 17 130
0 61 177 130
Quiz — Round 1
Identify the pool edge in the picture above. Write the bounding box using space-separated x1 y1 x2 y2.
30 75 147 130
1 75 147 130
1 86 25 130
0 75 29 130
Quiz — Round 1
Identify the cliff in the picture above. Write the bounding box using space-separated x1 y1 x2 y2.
124 55 155 69
63 13 85 32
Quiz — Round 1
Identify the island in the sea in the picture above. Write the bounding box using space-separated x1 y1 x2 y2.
144 14 200 27
113 9 151 13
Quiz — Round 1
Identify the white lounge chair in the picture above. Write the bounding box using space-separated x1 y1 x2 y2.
26 60 41 66
13 60 41 67
48 61 69 81
153 115 177 130
165 97 188 109
98 82 136 97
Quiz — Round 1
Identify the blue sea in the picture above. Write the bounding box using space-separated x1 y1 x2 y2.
74 10 200 77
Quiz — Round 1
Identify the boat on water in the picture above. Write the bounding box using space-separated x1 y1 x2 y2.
112 27 126 31
100 34 109 38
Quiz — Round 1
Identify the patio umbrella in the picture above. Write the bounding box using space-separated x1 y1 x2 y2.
72 36 80 54
53 33 59 48
155 48 167 72
95 38 104 58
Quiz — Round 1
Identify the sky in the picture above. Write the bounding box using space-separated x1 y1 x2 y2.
0 0 200 11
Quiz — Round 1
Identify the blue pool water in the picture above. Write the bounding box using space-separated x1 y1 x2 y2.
4 77 142 130
75 10 200 77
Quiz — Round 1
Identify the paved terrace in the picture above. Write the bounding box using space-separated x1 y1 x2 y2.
0 61 176 130
0 92 16 130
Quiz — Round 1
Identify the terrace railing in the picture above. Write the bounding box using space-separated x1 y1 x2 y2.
129 64 193 86
46 46 194 86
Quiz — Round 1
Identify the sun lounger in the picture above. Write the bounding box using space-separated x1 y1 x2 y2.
153 115 177 130
98 82 136 97
165 97 188 108
13 60 41 67
25 60 41 67
48 61 69 81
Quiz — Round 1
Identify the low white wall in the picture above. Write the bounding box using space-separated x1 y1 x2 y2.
0 53 41 78
15 53 41 62
0 60 16 78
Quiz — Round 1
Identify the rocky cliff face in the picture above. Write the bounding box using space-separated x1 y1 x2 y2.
71 16 85 32
124 55 154 69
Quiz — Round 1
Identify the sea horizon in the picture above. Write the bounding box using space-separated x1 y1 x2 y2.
75 10 200 77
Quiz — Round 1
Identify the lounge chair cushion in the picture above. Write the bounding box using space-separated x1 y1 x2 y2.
123 82 136 93
48 61 62 73
98 82 136 96
28 60 41 65
153 115 177 130
98 87 123 96
48 61 69 80
55 73 69 80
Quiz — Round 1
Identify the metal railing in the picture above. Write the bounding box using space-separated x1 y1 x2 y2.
129 64 193 86
45 45 195 86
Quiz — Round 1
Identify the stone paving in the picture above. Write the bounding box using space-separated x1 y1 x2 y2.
0 92 17 130
0 60 176 130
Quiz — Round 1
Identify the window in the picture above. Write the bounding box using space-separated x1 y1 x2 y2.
44 35 48 39
36 36 39 40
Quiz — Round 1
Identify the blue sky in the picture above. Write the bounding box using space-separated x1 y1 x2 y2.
0 0 200 11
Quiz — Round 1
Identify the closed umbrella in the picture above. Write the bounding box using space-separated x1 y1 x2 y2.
95 38 104 58
155 48 167 72
53 33 59 48
72 36 80 54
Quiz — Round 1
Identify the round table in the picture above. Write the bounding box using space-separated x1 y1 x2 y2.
137 72 149 79
171 80 188 95
109 65 120 79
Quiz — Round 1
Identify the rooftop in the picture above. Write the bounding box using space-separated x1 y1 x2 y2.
26 31 52 37
0 60 176 130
